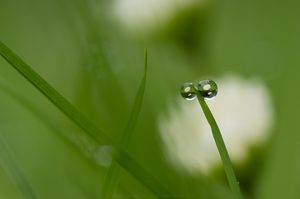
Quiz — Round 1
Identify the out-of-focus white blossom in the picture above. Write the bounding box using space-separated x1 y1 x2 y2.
112 0 204 32
158 74 274 174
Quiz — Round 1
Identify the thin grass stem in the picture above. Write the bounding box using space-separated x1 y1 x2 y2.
196 93 243 199
102 50 148 199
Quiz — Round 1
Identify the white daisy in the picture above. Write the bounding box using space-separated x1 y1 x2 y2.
158 74 274 174
112 0 204 32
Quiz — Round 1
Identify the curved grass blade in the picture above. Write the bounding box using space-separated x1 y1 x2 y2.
102 50 148 199
0 41 173 198
196 94 243 199
0 41 109 144
0 135 37 199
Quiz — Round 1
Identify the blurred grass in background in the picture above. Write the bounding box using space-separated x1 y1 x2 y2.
0 0 299 198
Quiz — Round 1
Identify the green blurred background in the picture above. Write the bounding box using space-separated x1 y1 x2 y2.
0 0 299 198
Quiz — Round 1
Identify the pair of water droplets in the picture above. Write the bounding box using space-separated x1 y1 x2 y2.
181 80 218 100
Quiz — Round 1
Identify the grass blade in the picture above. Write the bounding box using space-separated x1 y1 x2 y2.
0 41 172 198
196 94 243 199
0 135 37 199
0 41 109 144
102 50 148 199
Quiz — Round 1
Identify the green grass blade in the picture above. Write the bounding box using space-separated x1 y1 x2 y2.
196 94 243 199
0 135 37 199
0 41 172 198
0 41 109 144
119 49 148 148
102 50 148 199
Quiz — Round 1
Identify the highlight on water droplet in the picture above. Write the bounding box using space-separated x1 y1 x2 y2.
196 80 218 99
180 82 196 101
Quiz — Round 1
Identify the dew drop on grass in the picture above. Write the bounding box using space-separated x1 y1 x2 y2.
94 145 114 167
180 82 196 100
196 80 218 99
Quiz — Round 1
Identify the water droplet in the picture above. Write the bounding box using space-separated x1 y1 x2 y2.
180 82 196 100
196 80 218 99
94 145 115 167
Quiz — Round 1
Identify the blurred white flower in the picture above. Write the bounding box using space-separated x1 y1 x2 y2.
158 74 274 174
112 0 204 32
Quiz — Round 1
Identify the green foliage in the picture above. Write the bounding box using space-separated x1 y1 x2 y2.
0 41 172 198
0 0 297 198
